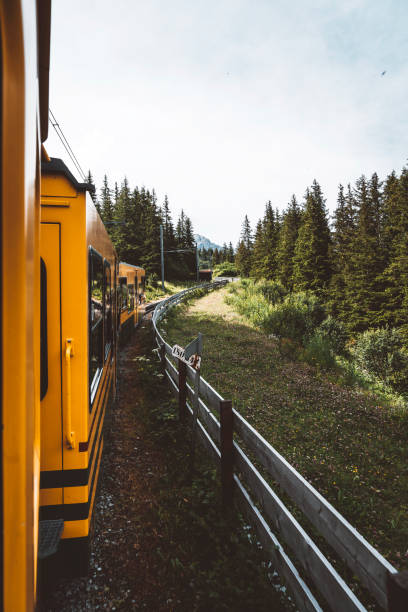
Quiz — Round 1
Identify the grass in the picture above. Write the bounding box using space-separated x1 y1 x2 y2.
160 286 408 580
125 325 292 610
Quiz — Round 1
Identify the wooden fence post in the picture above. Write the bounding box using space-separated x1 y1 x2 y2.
388 571 408 612
178 359 187 423
220 399 233 508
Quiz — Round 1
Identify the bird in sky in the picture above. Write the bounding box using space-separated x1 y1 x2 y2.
381 70 386 76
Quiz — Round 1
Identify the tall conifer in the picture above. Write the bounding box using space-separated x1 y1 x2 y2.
292 181 331 294
276 195 301 290
235 215 253 277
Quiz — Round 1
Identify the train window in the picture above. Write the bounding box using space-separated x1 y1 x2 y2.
40 258 48 400
104 261 112 362
89 247 104 404
119 277 128 312
128 284 135 312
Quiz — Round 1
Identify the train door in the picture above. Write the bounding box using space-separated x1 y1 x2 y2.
39 223 63 508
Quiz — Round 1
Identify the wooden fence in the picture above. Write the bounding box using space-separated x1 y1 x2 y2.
151 282 407 612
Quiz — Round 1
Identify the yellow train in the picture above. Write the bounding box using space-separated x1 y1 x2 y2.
1 0 52 608
118 262 146 343
1 1 145 608
39 157 118 576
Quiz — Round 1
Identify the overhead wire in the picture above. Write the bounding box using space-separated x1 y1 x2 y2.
49 109 87 182
49 109 97 202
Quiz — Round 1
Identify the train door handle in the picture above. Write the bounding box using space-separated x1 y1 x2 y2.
65 338 76 449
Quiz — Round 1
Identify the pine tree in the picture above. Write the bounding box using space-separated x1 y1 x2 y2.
327 184 356 318
140 189 161 275
261 202 279 279
100 175 114 225
227 242 234 262
346 175 385 330
250 220 265 279
235 215 253 277
87 169 99 210
381 167 408 329
161 195 175 249
113 178 133 262
276 195 302 290
292 181 331 294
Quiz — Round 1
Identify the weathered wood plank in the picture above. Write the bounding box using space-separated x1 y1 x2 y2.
186 402 221 466
185 367 224 412
186 384 220 445
178 360 187 423
165 356 178 386
165 370 179 397
220 400 234 508
233 409 396 609
234 443 366 612
234 474 323 612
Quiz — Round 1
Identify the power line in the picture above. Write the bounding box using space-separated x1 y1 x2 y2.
49 109 87 182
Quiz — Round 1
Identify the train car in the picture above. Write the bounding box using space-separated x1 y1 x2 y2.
1 0 51 608
39 157 117 576
118 262 145 343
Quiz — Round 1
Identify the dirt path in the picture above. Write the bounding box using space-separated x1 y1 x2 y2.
44 323 170 610
44 319 290 611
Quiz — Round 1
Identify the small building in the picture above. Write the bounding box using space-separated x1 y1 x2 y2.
199 269 212 282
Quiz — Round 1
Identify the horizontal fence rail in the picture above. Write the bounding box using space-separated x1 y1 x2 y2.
151 281 406 612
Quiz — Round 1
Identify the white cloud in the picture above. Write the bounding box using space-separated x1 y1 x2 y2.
47 0 408 245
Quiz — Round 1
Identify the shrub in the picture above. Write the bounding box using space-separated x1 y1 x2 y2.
263 292 325 344
317 316 349 356
213 262 238 277
256 280 287 305
353 327 407 384
147 272 159 288
302 332 337 371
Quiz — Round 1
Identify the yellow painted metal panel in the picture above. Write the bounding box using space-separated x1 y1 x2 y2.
63 485 88 505
40 223 63 472
61 520 89 539
1 1 43 609
41 187 89 472
41 173 77 198
40 488 62 506
61 439 103 540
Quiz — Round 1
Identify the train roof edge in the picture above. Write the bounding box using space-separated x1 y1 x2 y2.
41 157 94 193
119 262 145 271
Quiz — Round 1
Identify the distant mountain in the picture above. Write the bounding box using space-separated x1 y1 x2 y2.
195 234 222 251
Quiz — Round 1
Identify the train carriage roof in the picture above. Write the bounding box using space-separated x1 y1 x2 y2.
41 157 94 193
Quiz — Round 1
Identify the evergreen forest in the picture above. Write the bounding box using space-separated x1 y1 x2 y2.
234 167 408 337
232 165 408 395
92 175 198 281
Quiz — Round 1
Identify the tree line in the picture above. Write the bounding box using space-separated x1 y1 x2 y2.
91 175 197 281
198 243 235 269
235 166 408 335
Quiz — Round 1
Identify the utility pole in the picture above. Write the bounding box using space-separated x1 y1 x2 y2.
160 224 165 290
196 245 200 282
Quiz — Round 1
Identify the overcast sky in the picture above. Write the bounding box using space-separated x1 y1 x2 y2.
47 0 408 246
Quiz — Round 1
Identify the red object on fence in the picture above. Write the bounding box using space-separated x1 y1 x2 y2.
220 399 233 508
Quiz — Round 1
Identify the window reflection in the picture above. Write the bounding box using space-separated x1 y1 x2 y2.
89 248 104 395
119 277 128 312
104 261 112 360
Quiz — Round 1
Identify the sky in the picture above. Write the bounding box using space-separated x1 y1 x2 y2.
47 0 408 246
